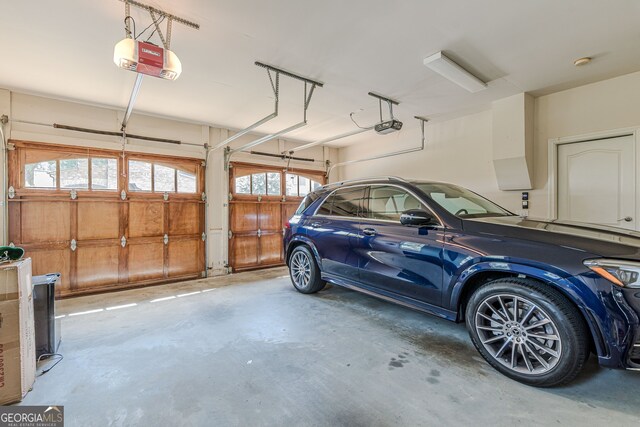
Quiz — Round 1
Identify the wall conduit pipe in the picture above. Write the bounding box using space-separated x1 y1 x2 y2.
0 115 8 244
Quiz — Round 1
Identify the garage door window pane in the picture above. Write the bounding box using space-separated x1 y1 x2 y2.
25 160 57 188
92 158 117 190
235 175 250 194
128 160 152 191
286 174 298 196
154 164 175 192
60 158 89 189
177 170 197 193
267 172 281 195
299 176 311 196
252 173 266 195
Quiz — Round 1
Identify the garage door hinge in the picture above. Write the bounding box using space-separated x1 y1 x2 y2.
201 192 207 202
164 234 169 245
70 239 77 251
121 236 127 247
257 229 262 238
228 193 233 201
201 232 206 241
7 186 15 199
228 230 233 239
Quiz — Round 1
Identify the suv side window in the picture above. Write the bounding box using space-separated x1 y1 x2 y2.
367 185 426 222
295 192 321 214
316 186 366 217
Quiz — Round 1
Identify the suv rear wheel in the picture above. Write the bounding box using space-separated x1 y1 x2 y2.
289 246 326 294
466 278 589 387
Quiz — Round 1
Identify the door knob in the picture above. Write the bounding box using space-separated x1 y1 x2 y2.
619 217 633 222
362 228 377 236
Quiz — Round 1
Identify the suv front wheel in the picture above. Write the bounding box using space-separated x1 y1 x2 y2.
466 278 589 387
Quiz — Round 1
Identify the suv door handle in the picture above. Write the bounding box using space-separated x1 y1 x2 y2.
362 228 377 236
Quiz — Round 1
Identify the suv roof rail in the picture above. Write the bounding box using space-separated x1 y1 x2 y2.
321 176 408 189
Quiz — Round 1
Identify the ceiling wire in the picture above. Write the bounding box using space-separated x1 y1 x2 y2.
124 16 136 38
135 14 163 41
145 15 166 42
349 111 376 130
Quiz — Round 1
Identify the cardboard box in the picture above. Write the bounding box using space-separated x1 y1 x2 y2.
0 258 36 405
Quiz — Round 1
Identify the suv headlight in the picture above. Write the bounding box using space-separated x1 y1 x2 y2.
584 259 640 288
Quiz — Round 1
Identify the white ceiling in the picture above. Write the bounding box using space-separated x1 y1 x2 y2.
2 0 640 147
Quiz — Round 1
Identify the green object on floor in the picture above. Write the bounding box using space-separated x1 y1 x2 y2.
0 246 24 263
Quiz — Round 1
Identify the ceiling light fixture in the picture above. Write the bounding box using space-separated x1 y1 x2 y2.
574 57 592 67
423 51 487 93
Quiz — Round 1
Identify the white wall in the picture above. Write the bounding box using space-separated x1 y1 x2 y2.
337 110 518 211
531 70 640 218
337 70 640 220
0 90 337 275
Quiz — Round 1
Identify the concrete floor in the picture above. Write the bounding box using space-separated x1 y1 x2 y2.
19 267 640 426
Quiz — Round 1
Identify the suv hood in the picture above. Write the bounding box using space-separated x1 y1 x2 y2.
463 216 640 260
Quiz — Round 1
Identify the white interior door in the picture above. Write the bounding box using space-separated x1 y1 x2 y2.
558 135 636 231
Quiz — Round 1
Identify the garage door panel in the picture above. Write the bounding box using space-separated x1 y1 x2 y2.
259 234 283 264
78 202 120 240
231 203 258 232
29 249 71 296
128 242 164 282
129 201 164 237
8 202 21 243
76 245 120 288
9 142 205 296
21 201 70 243
231 236 259 269
283 204 299 226
259 203 281 231
168 239 201 277
169 202 200 235
228 163 325 271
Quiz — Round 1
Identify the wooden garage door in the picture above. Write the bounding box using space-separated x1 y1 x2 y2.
8 141 205 297
228 162 324 272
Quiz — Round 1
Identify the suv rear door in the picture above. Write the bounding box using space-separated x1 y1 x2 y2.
356 185 445 306
304 186 366 282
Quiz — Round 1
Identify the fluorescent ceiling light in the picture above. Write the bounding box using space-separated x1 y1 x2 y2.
423 51 487 93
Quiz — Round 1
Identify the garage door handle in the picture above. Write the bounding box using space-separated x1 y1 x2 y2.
619 216 633 222
363 228 377 236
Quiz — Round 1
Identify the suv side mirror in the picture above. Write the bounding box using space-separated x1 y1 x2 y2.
400 209 437 227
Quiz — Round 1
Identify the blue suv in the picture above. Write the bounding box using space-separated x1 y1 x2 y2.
284 176 640 387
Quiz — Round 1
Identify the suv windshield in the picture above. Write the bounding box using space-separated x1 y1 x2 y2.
414 182 513 218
